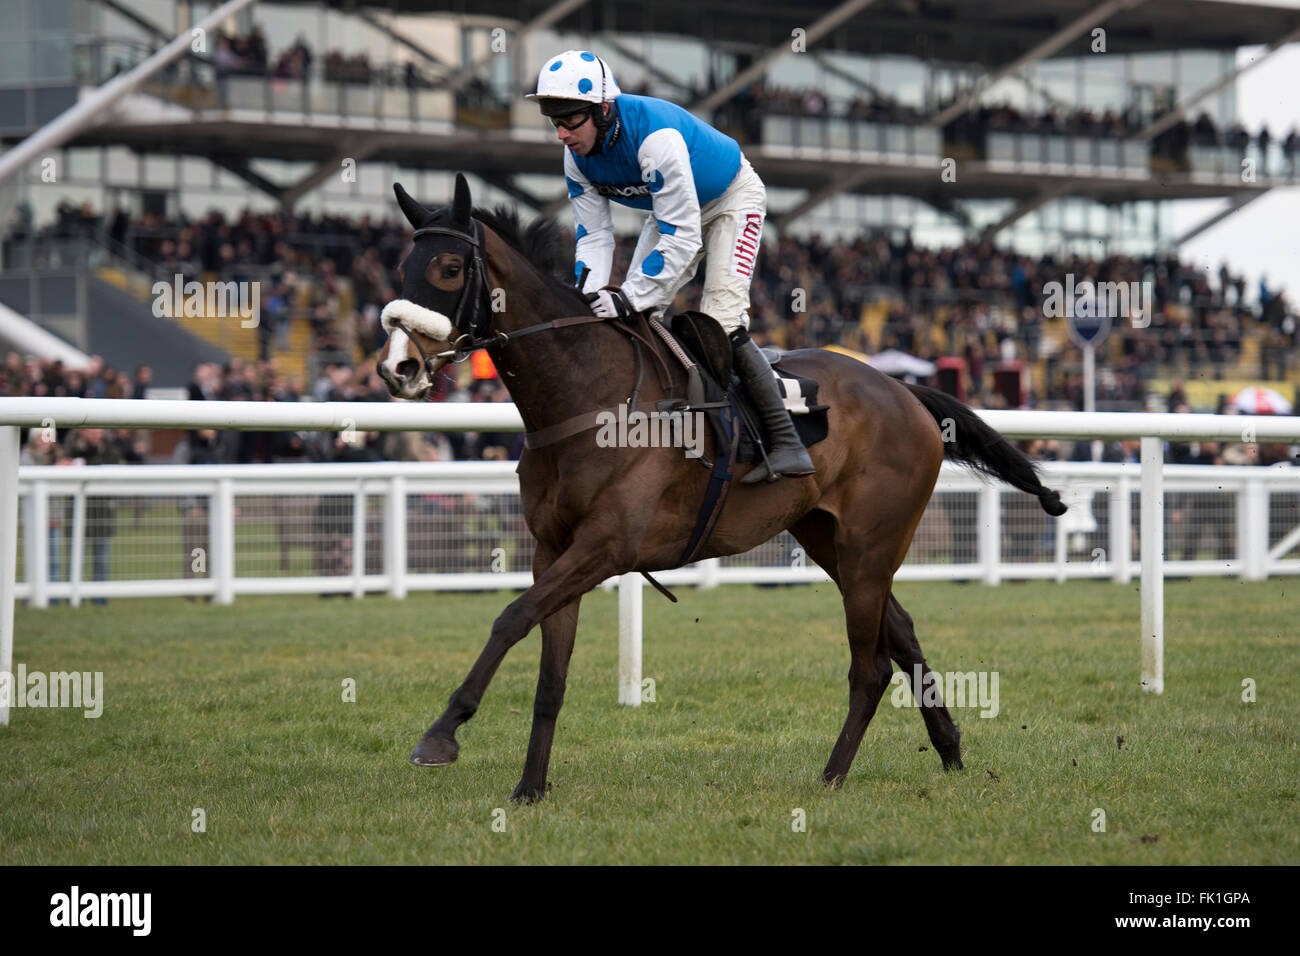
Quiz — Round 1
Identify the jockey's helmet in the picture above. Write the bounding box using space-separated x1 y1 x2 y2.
526 50 621 115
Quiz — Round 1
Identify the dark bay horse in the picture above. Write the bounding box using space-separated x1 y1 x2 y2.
376 174 1066 802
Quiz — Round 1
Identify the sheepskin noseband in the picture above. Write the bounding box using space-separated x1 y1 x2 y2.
381 299 453 342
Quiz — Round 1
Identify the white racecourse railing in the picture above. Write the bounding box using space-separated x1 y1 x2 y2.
2 397 1300 725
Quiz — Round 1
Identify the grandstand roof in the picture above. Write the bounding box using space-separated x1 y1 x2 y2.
309 0 1300 63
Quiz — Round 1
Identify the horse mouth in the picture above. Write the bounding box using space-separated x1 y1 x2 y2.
377 360 433 401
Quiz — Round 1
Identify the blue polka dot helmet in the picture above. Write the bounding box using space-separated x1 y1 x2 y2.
526 50 621 113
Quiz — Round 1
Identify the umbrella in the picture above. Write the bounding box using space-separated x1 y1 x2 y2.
1230 386 1293 416
867 349 938 378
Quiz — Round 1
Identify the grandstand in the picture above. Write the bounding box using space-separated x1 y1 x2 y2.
2 0 1298 424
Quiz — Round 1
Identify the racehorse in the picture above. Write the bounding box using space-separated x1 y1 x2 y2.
376 174 1066 802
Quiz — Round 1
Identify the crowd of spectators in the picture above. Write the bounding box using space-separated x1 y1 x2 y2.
1 352 521 464
717 82 1299 176
9 202 1297 415
207 26 457 94
213 27 323 82
2 352 151 401
603 230 1297 408
9 200 406 361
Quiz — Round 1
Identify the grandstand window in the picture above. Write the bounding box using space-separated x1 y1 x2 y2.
104 147 139 188
142 155 177 190
66 148 98 182
180 158 211 190
876 55 926 111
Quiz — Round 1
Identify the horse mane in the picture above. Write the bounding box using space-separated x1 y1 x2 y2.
473 205 592 314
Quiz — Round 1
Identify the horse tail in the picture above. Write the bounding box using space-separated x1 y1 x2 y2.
904 383 1067 516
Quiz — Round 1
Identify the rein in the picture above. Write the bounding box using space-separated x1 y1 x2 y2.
394 216 685 440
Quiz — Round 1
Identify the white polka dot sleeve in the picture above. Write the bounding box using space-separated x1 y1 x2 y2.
563 148 615 294
620 127 703 313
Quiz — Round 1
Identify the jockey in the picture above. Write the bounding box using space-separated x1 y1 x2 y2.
526 50 814 483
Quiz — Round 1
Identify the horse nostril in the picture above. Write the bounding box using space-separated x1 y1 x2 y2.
395 358 420 380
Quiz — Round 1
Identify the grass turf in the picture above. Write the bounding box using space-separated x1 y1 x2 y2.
1 579 1296 864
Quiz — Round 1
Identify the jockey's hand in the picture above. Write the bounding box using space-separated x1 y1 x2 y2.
584 286 634 319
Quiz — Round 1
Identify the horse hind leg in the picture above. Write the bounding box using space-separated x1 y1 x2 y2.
885 593 963 770
821 562 894 787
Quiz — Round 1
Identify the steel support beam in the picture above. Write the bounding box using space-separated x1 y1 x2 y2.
692 0 879 114
356 10 453 77
92 0 170 42
771 168 875 231
931 0 1145 129
979 183 1075 242
0 0 259 186
279 141 385 211
476 172 562 214
446 0 592 94
1135 27 1300 142
602 34 697 96
210 154 285 202
810 51 883 98
1174 190 1271 246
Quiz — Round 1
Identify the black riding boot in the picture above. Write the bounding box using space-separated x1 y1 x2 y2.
729 329 816 484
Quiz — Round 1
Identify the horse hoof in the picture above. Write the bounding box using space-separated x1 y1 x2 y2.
510 781 544 804
821 771 846 789
410 735 458 767
941 752 965 771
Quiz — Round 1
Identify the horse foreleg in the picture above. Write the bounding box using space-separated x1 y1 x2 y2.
885 593 963 770
511 594 580 803
410 538 615 782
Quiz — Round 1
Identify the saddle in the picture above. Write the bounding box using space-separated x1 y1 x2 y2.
666 311 830 466
521 308 831 576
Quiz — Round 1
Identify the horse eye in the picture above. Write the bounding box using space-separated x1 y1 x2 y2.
446 265 461 278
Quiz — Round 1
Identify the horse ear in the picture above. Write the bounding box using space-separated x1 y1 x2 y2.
451 173 472 227
394 183 430 229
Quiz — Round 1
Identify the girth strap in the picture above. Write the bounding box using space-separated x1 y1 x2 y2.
676 397 741 568
524 401 669 450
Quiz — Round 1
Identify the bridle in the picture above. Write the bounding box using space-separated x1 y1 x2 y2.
388 216 618 383
390 218 501 376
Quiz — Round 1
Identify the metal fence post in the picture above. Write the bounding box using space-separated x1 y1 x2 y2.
69 484 86 608
0 427 20 726
618 573 643 707
213 478 234 605
699 557 720 590
1241 478 1268 581
387 475 407 599
352 481 366 599
1140 437 1164 694
979 483 1002 585
1111 472 1132 584
29 481 47 608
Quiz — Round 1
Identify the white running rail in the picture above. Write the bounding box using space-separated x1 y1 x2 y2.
2 397 1299 725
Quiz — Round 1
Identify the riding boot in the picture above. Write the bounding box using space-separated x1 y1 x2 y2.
729 328 816 484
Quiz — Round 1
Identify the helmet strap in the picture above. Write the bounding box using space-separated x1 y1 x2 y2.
589 102 619 155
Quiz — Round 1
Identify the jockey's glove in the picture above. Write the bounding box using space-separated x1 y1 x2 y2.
584 286 635 319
